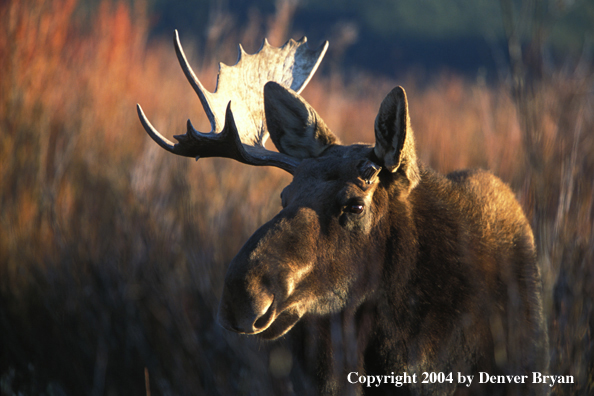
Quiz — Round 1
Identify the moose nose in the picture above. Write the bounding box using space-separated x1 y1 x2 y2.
217 295 275 334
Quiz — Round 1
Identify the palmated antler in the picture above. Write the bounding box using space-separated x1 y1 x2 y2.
137 30 328 174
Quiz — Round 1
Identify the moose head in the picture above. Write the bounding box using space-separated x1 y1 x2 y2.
137 31 419 340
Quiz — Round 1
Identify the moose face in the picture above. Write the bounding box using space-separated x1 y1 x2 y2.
214 80 421 340
217 146 392 340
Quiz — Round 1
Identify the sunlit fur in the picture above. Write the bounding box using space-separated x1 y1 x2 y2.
217 86 548 395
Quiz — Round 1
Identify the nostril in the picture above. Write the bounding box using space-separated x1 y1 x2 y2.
254 315 268 330
253 300 275 330
218 291 275 333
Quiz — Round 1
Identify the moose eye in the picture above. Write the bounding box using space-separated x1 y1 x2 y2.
346 204 365 214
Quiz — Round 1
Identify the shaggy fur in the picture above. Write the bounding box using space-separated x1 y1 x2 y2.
216 85 549 395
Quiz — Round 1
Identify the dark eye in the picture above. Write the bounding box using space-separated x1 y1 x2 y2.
346 203 364 214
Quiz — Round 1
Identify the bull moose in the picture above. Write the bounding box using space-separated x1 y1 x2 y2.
137 31 549 395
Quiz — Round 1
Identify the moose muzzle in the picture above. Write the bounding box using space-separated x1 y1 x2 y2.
217 207 319 339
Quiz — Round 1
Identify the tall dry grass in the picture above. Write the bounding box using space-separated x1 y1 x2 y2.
0 0 592 395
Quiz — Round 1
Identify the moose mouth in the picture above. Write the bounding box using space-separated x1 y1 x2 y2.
258 308 302 340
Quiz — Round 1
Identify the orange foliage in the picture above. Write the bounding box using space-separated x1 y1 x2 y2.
0 0 592 394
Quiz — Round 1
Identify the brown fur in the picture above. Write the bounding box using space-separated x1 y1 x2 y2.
216 85 549 395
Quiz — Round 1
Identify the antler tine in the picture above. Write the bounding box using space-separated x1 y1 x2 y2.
173 30 219 133
137 30 328 174
136 104 176 153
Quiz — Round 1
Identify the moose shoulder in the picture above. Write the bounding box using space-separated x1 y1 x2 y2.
138 32 548 395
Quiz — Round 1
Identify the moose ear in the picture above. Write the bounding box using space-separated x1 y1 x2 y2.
264 81 339 159
373 86 420 188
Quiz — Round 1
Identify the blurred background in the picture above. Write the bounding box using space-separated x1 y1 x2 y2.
0 0 592 394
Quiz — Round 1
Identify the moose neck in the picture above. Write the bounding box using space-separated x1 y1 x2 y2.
363 164 477 374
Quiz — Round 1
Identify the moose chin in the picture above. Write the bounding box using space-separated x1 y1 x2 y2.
138 30 549 396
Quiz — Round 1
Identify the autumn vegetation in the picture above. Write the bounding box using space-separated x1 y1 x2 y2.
0 0 592 394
